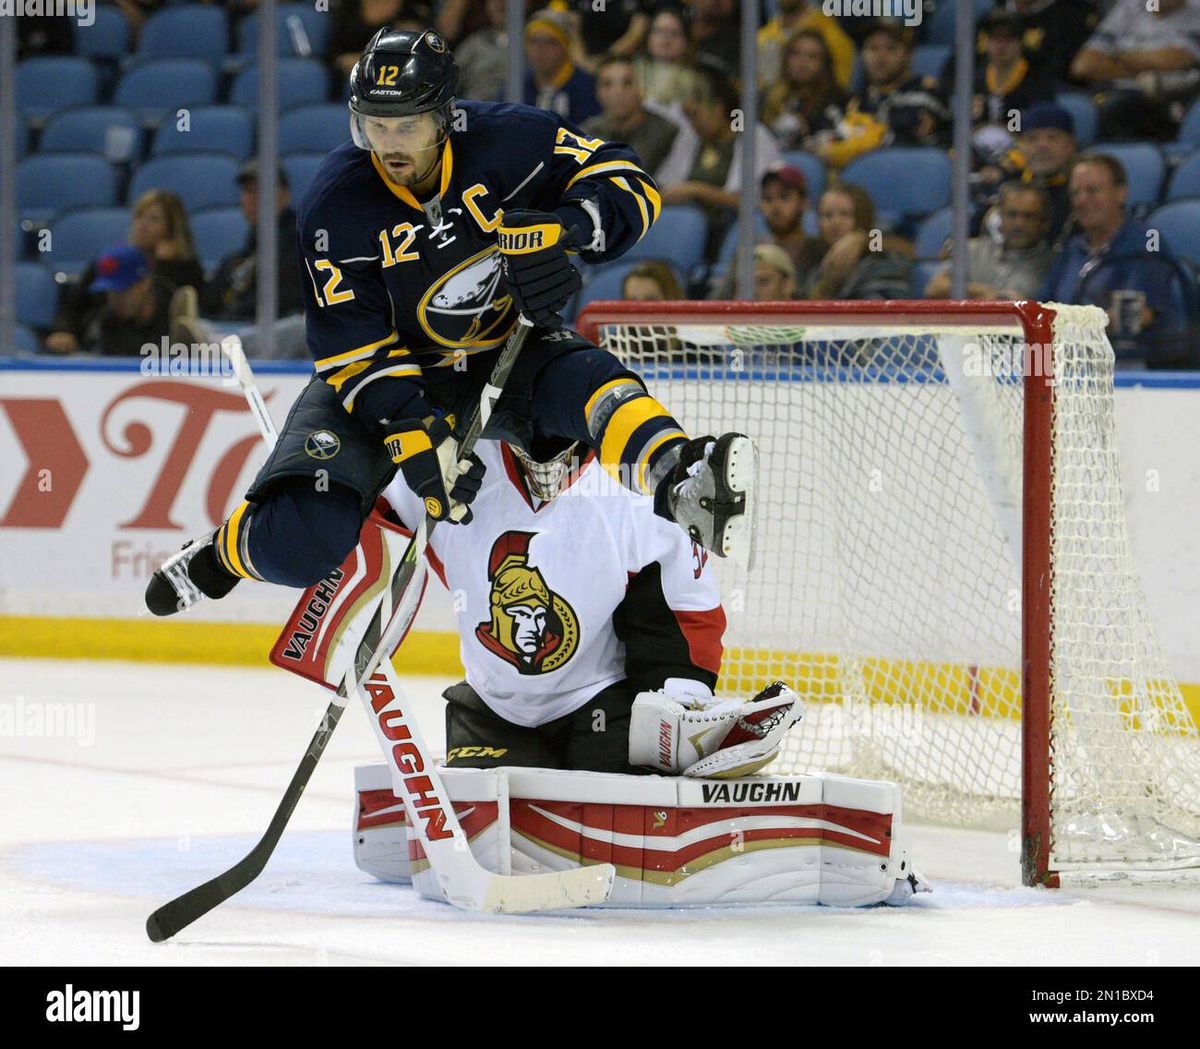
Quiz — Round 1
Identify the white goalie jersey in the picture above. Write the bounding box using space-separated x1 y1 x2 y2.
381 441 727 728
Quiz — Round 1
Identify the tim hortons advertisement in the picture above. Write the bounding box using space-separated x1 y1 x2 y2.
0 365 308 623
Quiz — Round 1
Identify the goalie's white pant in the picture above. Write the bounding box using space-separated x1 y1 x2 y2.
354 765 929 907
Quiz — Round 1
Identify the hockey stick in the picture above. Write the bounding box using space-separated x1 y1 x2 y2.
146 321 613 941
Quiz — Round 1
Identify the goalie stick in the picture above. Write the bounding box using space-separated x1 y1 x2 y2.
145 323 615 941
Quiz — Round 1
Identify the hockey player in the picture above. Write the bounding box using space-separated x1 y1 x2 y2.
145 27 755 618
374 433 800 776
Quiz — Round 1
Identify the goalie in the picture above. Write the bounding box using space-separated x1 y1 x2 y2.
379 430 800 780
273 433 928 907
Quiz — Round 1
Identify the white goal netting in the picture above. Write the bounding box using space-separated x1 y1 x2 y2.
596 302 1200 880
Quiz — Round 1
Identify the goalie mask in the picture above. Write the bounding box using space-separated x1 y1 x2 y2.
508 435 582 502
348 28 458 167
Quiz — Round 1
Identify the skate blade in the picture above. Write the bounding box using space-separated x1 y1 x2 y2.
719 435 758 569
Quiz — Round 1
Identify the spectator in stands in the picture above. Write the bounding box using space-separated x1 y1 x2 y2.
760 28 849 152
636 6 703 112
806 184 913 300
688 0 740 75
1041 153 1191 368
1000 0 1101 85
454 0 509 102
45 190 203 355
817 21 948 169
753 244 799 301
757 0 855 90
656 62 782 258
924 183 1054 300
583 56 679 178
330 0 429 77
564 0 652 70
43 245 173 357
436 0 524 48
199 161 303 324
621 260 685 300
966 11 1056 128
1070 0 1200 141
523 8 600 123
710 165 824 299
1012 102 1077 245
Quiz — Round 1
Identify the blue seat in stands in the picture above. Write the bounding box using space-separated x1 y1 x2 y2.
912 45 950 82
191 206 250 272
1147 201 1200 267
115 58 218 125
127 154 242 212
17 154 118 227
17 57 100 125
577 259 684 312
914 207 953 259
16 262 60 329
236 4 332 58
45 208 133 277
137 5 230 64
152 105 255 161
230 59 330 111
926 0 993 46
1054 92 1099 148
280 104 350 155
75 4 133 61
1166 148 1200 201
40 107 142 163
620 205 708 275
1174 99 1200 158
841 148 951 229
282 152 327 203
1099 143 1165 208
12 323 38 353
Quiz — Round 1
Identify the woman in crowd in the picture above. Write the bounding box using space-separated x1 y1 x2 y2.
760 29 848 152
805 184 913 301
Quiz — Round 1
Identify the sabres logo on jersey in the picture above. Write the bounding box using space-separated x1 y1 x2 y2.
418 247 515 350
474 531 578 675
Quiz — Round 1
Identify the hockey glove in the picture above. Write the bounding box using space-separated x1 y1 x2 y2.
386 414 486 524
497 209 583 327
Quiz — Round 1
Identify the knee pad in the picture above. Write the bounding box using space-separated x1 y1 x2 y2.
247 481 365 588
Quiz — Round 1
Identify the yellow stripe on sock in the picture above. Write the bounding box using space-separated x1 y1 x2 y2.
222 501 254 579
599 395 672 488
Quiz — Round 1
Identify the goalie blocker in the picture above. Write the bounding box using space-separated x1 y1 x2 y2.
354 763 930 907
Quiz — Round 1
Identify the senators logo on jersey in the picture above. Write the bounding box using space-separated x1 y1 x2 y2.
474 531 579 675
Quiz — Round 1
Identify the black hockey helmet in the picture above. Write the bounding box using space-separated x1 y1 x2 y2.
348 27 458 148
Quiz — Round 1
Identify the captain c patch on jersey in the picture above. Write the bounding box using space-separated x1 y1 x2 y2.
474 531 579 675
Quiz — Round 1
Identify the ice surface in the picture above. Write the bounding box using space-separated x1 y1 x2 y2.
2 659 1198 966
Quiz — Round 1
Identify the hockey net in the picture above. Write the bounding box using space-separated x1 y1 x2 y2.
578 300 1200 885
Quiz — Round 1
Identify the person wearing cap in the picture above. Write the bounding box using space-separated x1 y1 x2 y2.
523 8 600 124
818 20 947 169
583 54 679 178
709 165 823 299
53 244 173 357
198 160 303 325
752 244 799 302
1000 0 1100 85
1011 101 1077 244
960 11 1055 128
1071 0 1200 140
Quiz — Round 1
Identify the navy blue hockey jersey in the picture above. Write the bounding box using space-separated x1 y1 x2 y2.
295 99 660 423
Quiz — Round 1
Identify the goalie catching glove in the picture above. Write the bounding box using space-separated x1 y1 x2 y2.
386 413 486 524
497 209 583 327
629 680 803 778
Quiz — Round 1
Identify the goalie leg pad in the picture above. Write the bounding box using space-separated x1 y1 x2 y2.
353 764 930 906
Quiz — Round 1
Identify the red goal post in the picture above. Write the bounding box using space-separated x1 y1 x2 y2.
577 299 1200 886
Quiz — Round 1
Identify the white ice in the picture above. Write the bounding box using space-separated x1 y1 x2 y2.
2 658 1199 967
